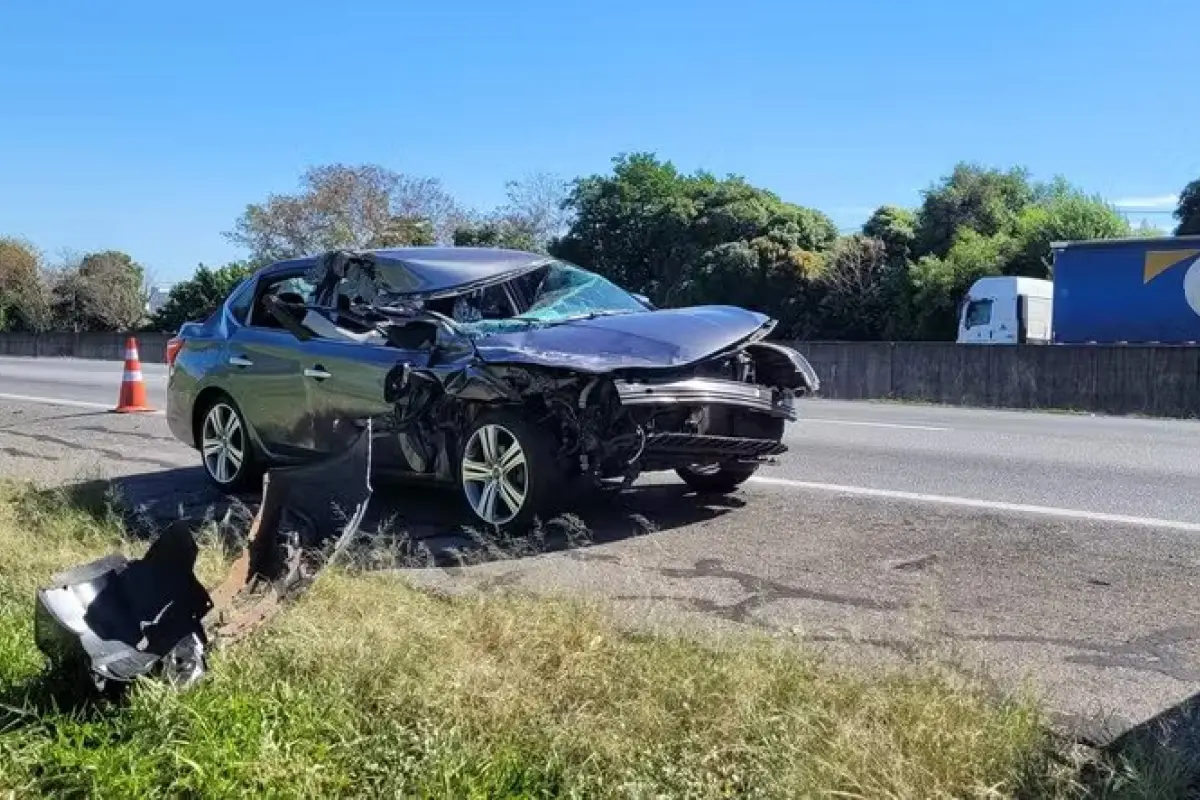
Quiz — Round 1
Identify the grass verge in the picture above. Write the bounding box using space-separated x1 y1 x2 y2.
0 481 1165 798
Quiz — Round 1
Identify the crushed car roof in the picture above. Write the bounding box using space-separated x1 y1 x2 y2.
267 247 554 297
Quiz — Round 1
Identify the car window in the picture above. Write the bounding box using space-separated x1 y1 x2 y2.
449 283 518 322
253 272 389 343
454 263 647 338
249 273 316 328
227 279 255 324
329 276 368 313
964 299 992 328
507 270 540 308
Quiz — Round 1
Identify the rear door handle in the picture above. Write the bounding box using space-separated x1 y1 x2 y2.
304 366 332 380
229 355 254 367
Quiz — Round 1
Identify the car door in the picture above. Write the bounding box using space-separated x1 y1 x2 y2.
222 268 319 459
296 280 437 463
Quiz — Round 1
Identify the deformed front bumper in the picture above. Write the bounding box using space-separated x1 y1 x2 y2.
613 377 797 420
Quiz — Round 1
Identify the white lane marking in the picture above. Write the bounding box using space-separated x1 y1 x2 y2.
0 392 166 415
748 476 1200 533
802 418 950 432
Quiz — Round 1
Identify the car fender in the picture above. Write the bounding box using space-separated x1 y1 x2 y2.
743 341 820 394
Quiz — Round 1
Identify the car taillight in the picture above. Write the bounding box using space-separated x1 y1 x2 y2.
165 337 184 367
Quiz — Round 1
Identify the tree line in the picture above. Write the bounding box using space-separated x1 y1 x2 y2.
4 158 1198 340
0 245 151 333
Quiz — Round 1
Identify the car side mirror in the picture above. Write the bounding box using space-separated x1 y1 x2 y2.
632 293 655 310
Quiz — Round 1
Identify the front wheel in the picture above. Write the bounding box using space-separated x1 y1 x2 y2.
458 409 562 533
676 462 759 494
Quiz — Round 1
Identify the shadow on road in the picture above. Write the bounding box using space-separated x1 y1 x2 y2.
1076 691 1200 794
57 466 744 569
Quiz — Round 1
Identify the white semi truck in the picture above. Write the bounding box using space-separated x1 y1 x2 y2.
955 276 1053 344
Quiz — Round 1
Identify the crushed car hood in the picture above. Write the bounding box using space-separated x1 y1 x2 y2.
470 305 774 372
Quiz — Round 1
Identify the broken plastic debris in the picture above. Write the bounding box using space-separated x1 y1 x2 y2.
209 417 374 644
34 418 375 693
34 519 213 692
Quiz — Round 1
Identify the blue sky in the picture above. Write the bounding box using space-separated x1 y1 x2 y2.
1 0 1195 283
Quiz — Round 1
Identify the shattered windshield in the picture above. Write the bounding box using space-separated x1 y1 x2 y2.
454 262 648 337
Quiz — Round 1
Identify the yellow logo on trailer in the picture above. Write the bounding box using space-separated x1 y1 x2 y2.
1143 249 1200 317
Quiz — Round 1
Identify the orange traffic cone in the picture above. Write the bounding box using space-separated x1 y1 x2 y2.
112 336 155 413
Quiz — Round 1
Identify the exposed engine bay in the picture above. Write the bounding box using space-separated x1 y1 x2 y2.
377 344 813 487
264 249 821 492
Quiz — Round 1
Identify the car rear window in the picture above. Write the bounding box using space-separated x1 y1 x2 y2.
227 279 255 324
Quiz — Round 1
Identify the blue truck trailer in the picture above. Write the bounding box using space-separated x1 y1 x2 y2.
1052 235 1200 344
957 235 1200 344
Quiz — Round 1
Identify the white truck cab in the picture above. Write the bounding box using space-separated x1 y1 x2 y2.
956 276 1054 344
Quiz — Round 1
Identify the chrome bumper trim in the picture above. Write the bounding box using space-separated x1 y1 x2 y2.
613 377 796 420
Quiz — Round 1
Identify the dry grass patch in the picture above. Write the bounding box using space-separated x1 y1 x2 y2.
0 481 1162 798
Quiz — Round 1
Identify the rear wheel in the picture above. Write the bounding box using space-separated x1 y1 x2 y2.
198 395 259 493
676 462 759 494
458 409 562 533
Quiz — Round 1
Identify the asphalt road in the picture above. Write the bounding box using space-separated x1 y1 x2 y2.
3 355 1199 527
774 400 1200 528
0 355 170 410
0 354 1196 738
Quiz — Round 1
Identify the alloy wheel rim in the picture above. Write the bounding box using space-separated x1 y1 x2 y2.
201 403 245 484
461 424 528 525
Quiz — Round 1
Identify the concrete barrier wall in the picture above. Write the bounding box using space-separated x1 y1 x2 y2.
789 341 1200 418
0 332 173 364
0 333 1197 418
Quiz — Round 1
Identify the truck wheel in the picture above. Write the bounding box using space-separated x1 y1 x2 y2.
458 409 562 533
676 462 759 494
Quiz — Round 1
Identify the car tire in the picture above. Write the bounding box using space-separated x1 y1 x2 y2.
197 394 259 494
675 462 759 494
457 408 562 533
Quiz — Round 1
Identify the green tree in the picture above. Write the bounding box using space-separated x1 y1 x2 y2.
900 167 1133 338
150 262 256 332
1175 178 1200 235
914 163 1034 258
0 237 55 332
550 153 701 301
550 153 836 317
367 215 437 247
862 205 917 263
497 172 572 250
817 235 904 340
50 267 88 332
682 236 825 338
56 250 148 331
1007 189 1130 278
909 229 1018 340
225 164 463 262
857 207 921 339
453 218 538 251
449 173 570 254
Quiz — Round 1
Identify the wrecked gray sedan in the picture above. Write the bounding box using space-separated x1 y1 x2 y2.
166 247 819 531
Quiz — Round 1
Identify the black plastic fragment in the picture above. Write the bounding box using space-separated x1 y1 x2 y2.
33 418 376 693
34 520 213 692
245 418 373 589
